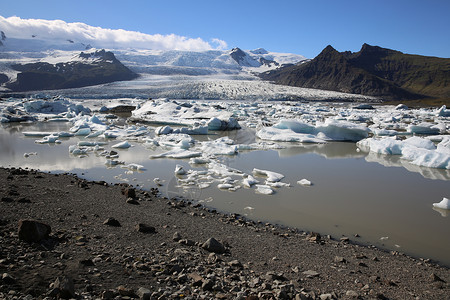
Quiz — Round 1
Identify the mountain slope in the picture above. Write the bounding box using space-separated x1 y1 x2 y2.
5 50 138 92
260 44 450 100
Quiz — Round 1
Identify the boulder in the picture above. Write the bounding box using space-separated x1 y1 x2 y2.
201 237 226 254
18 219 51 243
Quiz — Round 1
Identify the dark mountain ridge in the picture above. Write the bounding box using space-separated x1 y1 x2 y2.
5 50 138 92
260 44 450 100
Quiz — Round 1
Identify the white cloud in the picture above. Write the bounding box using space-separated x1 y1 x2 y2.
0 15 228 51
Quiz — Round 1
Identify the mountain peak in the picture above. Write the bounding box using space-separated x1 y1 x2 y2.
250 48 269 55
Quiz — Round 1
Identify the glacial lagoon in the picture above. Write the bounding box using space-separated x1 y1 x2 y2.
1 102 449 266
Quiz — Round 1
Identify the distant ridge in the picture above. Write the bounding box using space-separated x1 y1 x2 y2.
5 50 138 92
260 44 450 100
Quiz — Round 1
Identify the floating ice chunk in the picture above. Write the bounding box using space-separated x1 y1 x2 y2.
189 157 211 164
35 134 61 144
112 141 132 149
357 137 404 155
218 183 234 189
57 131 75 138
74 128 92 136
395 104 408 110
253 168 284 182
105 159 124 166
255 184 274 195
23 131 54 137
433 198 450 210
266 181 291 188
403 148 450 169
242 175 259 188
407 123 440 135
155 125 173 135
175 164 186 175
208 161 243 177
380 236 389 241
124 163 145 171
371 128 399 136
403 136 436 150
256 127 326 143
23 152 37 158
297 179 312 186
153 178 164 186
273 119 315 134
78 141 108 147
173 125 209 135
244 206 255 210
437 105 450 117
201 141 237 155
207 117 241 130
150 149 201 159
437 137 450 155
315 119 370 142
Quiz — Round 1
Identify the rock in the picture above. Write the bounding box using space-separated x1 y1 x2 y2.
122 187 136 198
136 287 151 300
173 232 182 241
117 285 135 297
136 223 156 233
53 276 75 299
334 256 347 263
201 237 226 253
346 290 359 297
188 273 204 286
126 198 140 205
2 273 16 284
340 236 350 243
18 219 51 243
430 273 445 283
1 197 14 202
202 279 214 291
319 294 333 300
302 270 320 278
103 217 121 227
228 259 243 268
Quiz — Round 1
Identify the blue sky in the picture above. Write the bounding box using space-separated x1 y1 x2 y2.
2 0 449 58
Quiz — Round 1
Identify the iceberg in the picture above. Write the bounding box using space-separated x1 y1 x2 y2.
112 141 132 149
433 198 450 210
150 149 202 159
255 184 274 195
407 123 441 135
253 168 284 182
175 164 187 175
297 179 312 186
242 175 259 188
358 137 450 169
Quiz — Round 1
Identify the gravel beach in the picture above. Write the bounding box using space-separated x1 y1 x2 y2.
0 167 449 299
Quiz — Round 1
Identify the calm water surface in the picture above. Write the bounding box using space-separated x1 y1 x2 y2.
1 121 449 266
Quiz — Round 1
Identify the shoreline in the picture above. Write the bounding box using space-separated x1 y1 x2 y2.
1 166 449 299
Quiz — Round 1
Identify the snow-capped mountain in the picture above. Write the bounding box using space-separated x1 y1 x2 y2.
0 29 306 84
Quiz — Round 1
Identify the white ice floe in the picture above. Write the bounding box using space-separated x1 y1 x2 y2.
255 184 274 195
130 99 240 130
297 179 312 186
407 122 441 135
123 163 145 171
150 148 201 159
174 164 187 175
432 198 450 210
253 168 284 182
357 136 450 169
257 119 369 143
242 175 259 188
23 152 37 158
200 137 238 155
153 178 164 186
35 134 61 144
437 105 450 117
112 141 132 149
